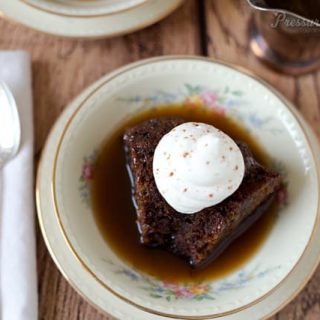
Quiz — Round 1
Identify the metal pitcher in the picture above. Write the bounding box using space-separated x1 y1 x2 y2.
247 0 320 74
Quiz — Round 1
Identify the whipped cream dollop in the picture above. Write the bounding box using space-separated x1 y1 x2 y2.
153 122 245 214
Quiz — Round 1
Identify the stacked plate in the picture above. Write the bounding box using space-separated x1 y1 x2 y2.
0 0 183 38
36 56 320 319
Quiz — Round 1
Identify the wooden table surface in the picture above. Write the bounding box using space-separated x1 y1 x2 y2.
1 0 320 319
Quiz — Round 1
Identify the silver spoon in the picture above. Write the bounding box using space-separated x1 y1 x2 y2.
0 82 21 168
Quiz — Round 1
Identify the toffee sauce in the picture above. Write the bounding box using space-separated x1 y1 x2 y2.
91 105 276 282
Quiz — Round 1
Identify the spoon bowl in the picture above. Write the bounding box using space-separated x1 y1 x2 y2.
0 82 21 168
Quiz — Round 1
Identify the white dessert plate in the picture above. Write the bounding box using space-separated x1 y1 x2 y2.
36 56 320 319
0 0 183 39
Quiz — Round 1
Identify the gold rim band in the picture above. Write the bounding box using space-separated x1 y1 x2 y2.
38 56 320 319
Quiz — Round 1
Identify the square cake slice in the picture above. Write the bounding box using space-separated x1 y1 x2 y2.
123 118 282 268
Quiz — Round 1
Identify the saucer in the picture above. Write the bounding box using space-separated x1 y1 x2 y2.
36 56 320 319
0 0 183 39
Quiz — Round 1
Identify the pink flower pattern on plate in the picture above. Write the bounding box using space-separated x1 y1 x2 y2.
200 91 218 106
82 163 94 181
79 151 97 206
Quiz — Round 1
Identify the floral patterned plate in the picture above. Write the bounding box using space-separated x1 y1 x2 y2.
36 57 320 319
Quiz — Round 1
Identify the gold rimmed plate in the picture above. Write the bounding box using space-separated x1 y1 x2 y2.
37 56 320 319
0 0 183 39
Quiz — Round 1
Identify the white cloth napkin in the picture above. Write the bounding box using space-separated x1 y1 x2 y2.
0 51 37 320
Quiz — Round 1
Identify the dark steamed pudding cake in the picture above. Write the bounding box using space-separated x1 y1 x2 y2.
123 117 282 268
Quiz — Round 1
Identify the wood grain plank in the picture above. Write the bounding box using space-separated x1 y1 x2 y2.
204 0 320 319
0 1 201 319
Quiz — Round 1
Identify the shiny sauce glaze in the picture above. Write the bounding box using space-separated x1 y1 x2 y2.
91 105 277 282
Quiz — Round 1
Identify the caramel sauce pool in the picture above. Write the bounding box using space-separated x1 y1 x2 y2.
91 105 276 282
